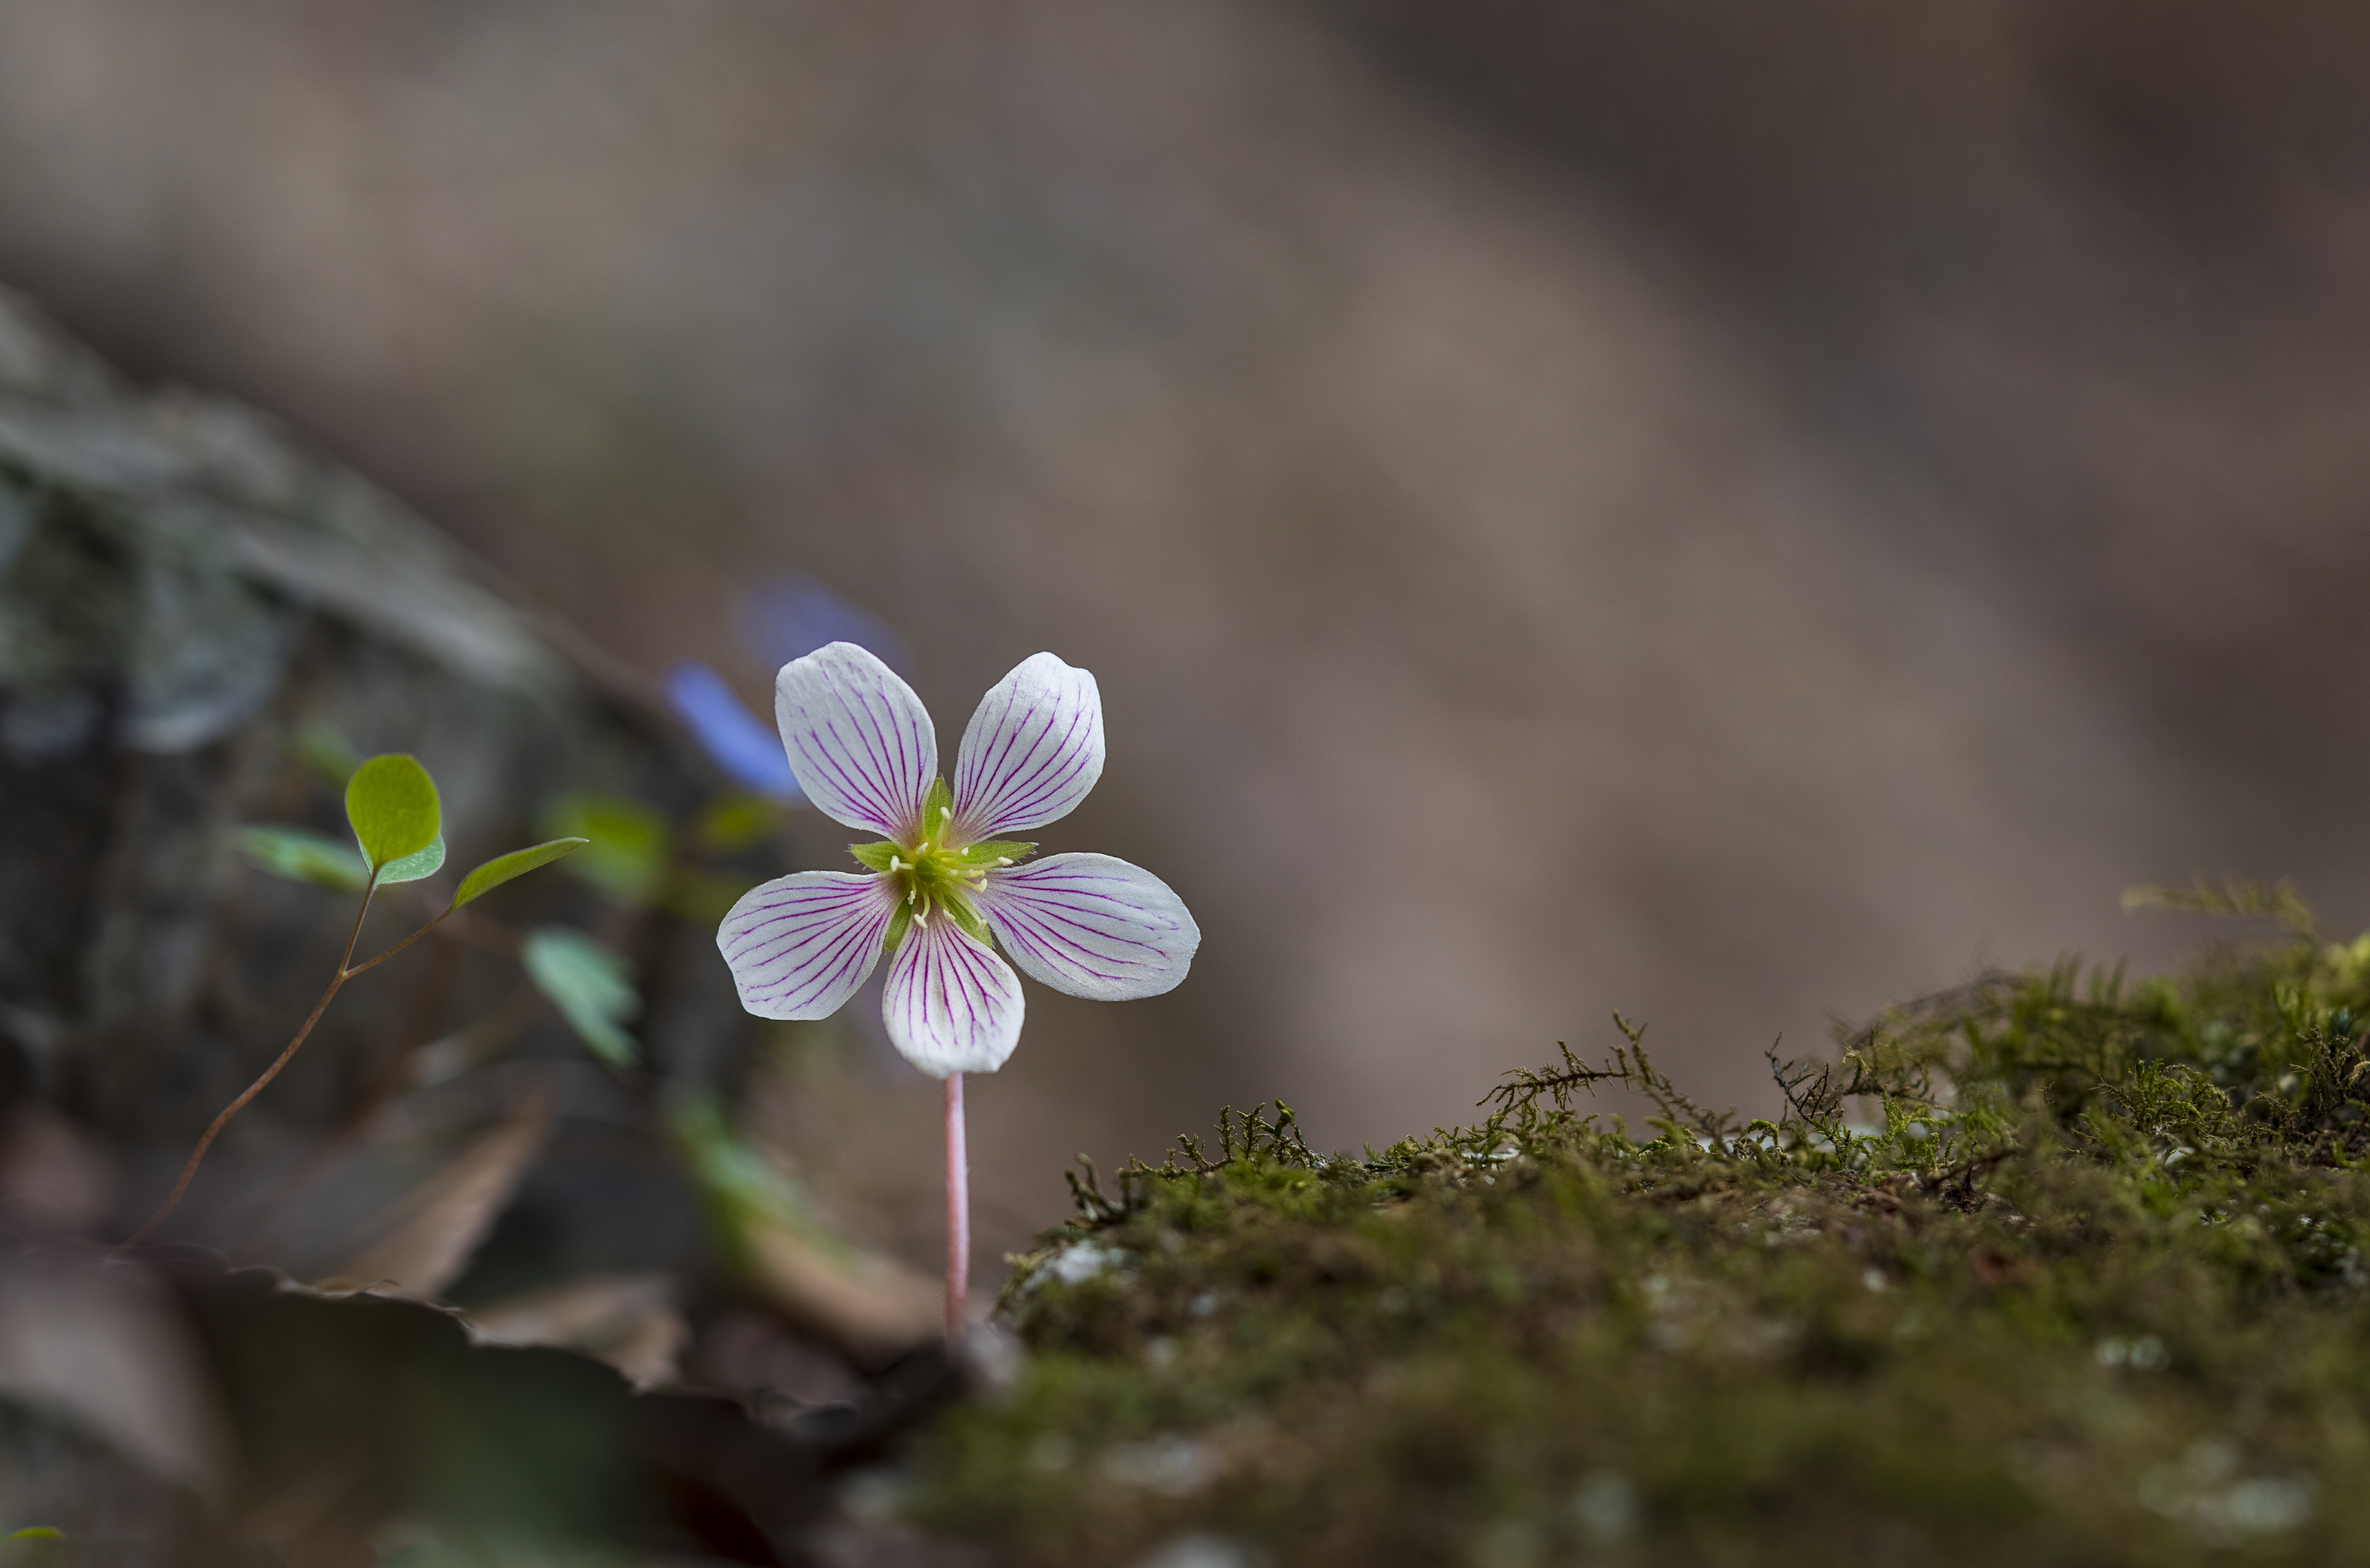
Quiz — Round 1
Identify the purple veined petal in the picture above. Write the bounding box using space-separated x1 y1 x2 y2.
664 662 805 803
949 652 1103 842
973 852 1198 1001
882 914 1025 1076
717 870 900 1021
775 641 937 838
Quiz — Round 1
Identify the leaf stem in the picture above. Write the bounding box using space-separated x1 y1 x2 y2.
120 878 386 1252
945 1070 969 1343
341 903 459 979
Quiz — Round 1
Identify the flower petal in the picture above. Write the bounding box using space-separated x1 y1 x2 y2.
972 852 1198 1001
950 652 1103 842
775 641 936 837
717 870 898 1020
883 915 1025 1076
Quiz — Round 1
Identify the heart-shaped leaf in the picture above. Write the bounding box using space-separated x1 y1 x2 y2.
378 832 447 885
237 825 369 891
346 754 441 872
451 838 590 908
521 927 640 1069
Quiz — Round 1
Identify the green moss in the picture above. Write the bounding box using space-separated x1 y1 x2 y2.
897 890 2370 1565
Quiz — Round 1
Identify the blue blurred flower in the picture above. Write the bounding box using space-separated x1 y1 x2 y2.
738 575 909 674
664 662 804 803
669 577 909 803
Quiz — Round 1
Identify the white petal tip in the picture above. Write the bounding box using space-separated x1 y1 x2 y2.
951 652 1105 841
974 853 1198 1003
885 918 1026 1075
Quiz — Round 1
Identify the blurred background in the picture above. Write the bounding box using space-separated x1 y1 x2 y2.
6 0 2370 1275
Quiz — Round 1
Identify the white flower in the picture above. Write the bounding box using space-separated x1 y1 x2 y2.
716 642 1199 1075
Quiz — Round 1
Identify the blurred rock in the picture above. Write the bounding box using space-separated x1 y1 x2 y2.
0 285 738 1274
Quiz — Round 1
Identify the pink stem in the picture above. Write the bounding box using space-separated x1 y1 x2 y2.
945 1070 970 1343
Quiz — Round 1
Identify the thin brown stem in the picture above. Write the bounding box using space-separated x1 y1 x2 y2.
119 879 382 1251
230 934 471 1255
341 903 459 979
945 1070 969 1343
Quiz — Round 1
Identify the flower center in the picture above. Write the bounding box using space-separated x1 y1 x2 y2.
847 777 1036 949
891 837 973 915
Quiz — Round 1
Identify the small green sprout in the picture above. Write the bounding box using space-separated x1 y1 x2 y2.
124 754 589 1250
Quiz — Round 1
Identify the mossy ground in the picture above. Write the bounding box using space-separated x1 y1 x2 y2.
893 886 2370 1565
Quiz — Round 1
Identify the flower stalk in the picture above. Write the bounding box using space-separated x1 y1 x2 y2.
945 1071 970 1341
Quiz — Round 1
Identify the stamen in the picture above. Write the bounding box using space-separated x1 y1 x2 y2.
994 857 1012 867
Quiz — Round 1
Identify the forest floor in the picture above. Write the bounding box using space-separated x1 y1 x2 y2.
889 884 2370 1568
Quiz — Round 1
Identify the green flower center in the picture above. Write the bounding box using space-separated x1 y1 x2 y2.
848 777 1034 951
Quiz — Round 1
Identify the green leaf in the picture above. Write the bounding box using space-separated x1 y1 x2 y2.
451 838 590 907
695 792 782 854
520 927 640 1069
377 831 446 885
5 1528 63 1543
296 722 362 787
662 868 755 926
237 825 369 891
539 792 670 905
667 1093 852 1264
346 754 441 872
848 840 901 873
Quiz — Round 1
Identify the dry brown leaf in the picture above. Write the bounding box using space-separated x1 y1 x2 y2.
318 1075 554 1298
465 1272 689 1390
0 1252 231 1495
748 1222 941 1365
0 1107 115 1238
